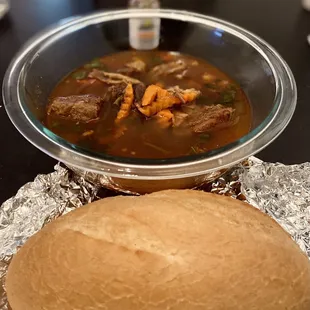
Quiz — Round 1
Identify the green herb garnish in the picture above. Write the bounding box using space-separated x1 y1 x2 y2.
113 96 123 106
227 83 238 91
191 146 198 154
219 89 236 104
144 142 170 154
190 146 199 154
199 133 210 141
72 70 87 80
84 58 105 69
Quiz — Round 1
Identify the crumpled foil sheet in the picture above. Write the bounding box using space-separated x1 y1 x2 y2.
0 164 102 310
239 157 310 257
0 157 309 309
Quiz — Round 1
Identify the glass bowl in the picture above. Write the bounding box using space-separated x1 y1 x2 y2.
2 9 296 194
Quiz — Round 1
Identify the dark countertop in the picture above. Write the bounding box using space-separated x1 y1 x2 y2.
0 0 310 203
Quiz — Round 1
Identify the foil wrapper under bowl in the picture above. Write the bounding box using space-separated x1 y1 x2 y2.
0 157 309 309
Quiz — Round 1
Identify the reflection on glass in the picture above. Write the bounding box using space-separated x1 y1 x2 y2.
0 0 9 19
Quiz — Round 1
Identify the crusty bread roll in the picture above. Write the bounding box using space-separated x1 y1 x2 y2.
6 190 310 310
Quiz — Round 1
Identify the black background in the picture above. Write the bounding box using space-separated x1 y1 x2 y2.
0 0 310 203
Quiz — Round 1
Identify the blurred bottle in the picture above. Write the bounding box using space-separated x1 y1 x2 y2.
0 0 9 20
128 0 161 50
302 0 310 10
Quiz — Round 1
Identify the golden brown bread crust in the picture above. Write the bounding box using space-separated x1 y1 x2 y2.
6 190 310 310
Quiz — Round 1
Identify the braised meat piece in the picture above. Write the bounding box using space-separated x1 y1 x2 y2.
127 59 146 72
118 58 146 75
133 83 146 104
173 111 189 127
89 69 141 85
47 95 102 123
104 83 127 104
150 60 187 77
167 86 201 103
187 104 235 133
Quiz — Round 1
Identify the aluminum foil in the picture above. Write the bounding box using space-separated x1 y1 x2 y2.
0 164 102 310
0 157 310 309
239 157 310 257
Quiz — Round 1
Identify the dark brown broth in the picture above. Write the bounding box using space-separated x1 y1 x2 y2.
46 51 252 159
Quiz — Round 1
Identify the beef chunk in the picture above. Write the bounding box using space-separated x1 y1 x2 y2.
187 104 235 133
133 83 146 103
47 95 102 123
127 59 146 72
89 69 141 85
104 83 127 104
173 111 189 127
150 60 187 77
104 83 145 107
167 86 201 103
118 59 146 75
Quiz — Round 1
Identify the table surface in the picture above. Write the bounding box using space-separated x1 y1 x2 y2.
0 0 310 203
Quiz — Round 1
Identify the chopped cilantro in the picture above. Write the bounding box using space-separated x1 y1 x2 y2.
199 133 210 141
84 58 105 69
72 70 87 80
219 89 236 104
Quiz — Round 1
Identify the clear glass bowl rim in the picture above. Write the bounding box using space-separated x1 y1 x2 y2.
2 9 297 180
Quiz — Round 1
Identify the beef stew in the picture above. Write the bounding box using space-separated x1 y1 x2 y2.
45 51 252 159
